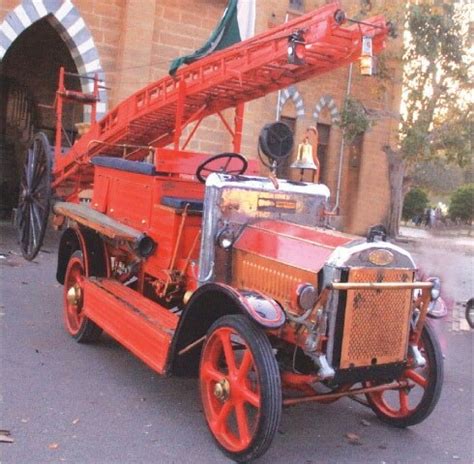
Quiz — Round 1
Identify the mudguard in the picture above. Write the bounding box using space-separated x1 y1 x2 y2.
216 284 286 329
56 226 108 284
170 282 285 375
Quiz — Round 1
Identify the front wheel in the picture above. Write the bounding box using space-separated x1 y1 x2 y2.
200 315 282 462
365 323 443 427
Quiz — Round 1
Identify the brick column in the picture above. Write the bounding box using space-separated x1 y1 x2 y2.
113 0 157 103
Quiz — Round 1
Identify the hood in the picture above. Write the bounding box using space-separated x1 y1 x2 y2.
234 219 358 274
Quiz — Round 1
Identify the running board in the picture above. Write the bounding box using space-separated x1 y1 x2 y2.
83 278 179 374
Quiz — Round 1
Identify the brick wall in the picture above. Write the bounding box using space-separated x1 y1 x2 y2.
1 0 402 235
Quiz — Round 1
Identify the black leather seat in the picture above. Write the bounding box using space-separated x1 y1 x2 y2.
91 156 156 175
160 196 204 212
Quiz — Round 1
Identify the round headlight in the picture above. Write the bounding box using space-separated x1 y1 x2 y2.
217 229 234 249
431 288 440 300
296 283 318 312
428 277 441 300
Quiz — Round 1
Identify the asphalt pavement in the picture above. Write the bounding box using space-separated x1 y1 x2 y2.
1 222 473 464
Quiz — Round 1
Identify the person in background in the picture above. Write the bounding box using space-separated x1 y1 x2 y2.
424 207 431 228
430 207 436 228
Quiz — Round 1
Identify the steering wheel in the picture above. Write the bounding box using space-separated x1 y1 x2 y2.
196 152 248 183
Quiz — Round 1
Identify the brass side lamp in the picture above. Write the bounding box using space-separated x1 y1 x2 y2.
360 36 374 76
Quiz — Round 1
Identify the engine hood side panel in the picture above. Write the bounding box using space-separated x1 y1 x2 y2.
234 220 356 274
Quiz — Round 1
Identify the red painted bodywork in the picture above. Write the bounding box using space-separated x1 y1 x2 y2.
91 163 204 286
83 278 179 374
234 220 355 274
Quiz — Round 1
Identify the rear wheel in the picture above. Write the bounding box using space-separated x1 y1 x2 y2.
63 250 102 343
365 323 443 427
16 132 52 260
200 315 282 462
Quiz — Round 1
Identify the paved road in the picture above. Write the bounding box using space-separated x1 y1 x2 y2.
1 223 473 464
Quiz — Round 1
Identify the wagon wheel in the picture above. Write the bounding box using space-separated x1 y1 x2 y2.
365 323 443 427
200 315 282 463
16 132 52 260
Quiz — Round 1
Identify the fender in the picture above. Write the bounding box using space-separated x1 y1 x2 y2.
216 283 286 329
169 283 285 376
56 226 109 284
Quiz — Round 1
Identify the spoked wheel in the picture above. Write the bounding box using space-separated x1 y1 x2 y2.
64 250 102 343
200 315 282 462
365 323 443 427
16 132 52 260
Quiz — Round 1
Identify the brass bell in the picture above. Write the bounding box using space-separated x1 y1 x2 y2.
291 138 318 181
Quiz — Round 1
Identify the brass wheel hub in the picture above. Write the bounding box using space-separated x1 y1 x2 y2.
67 284 82 307
214 378 231 402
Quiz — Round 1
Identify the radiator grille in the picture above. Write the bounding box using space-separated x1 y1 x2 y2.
232 250 315 311
339 268 414 369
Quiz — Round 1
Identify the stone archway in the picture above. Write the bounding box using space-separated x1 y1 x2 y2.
312 95 340 123
0 0 107 120
278 85 305 118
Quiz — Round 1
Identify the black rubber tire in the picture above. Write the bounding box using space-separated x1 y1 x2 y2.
366 323 443 428
64 250 103 343
466 298 474 329
200 315 282 463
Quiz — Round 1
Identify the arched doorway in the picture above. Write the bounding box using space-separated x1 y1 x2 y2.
312 95 340 185
0 18 82 216
277 85 305 179
0 1 107 217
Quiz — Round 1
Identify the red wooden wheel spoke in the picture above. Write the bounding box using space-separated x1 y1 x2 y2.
237 349 253 381
399 390 410 415
218 331 237 376
240 386 260 407
212 400 233 434
365 325 443 427
201 361 223 382
405 369 427 388
235 400 251 446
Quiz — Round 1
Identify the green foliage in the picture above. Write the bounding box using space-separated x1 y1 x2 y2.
449 184 474 222
339 97 371 144
412 160 465 195
401 3 471 166
402 187 429 221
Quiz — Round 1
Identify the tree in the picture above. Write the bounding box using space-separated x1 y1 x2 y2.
382 2 471 236
411 159 465 196
402 187 429 221
339 97 372 144
449 184 474 223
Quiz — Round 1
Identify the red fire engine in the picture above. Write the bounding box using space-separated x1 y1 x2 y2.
16 3 444 462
